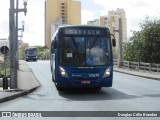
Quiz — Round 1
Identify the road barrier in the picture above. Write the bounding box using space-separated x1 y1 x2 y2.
0 78 10 87
114 59 160 73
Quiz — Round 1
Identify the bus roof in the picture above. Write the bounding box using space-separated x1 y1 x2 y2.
25 47 37 51
51 25 111 42
58 25 110 30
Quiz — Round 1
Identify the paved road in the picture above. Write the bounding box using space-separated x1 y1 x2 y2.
0 61 160 120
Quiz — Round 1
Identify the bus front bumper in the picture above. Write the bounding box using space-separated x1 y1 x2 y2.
56 76 113 88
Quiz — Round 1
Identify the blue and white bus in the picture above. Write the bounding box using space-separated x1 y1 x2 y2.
50 25 116 91
25 47 38 62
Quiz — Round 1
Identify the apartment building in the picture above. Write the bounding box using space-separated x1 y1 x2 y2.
87 8 127 58
87 18 100 26
45 0 81 48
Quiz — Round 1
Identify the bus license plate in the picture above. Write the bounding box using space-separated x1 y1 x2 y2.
81 80 90 84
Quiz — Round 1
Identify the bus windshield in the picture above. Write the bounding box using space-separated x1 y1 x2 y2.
60 36 111 66
26 49 37 56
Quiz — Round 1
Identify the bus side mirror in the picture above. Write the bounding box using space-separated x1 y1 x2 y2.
112 38 116 47
54 41 57 49
51 41 56 53
50 45 53 54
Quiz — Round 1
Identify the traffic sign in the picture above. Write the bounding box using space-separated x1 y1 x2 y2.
0 46 9 54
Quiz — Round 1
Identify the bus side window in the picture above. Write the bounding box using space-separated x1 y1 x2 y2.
51 41 55 53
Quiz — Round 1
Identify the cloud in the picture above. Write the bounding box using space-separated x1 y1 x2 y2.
0 20 9 38
82 0 160 38
81 10 94 24
81 0 104 11
129 0 149 7
0 1 9 38
20 0 45 46
1 0 160 46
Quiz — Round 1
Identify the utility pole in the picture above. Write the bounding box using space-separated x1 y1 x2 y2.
9 0 28 89
9 0 17 88
113 18 123 68
118 18 122 68
16 0 19 69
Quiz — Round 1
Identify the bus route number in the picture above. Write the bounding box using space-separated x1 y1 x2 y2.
88 74 99 78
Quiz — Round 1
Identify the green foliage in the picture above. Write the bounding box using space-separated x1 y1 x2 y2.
19 43 29 60
0 57 10 78
0 68 10 78
31 45 50 60
19 44 50 60
123 17 160 63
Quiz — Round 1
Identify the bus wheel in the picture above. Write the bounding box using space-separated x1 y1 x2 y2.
95 87 101 90
56 86 64 91
52 75 55 82
55 82 63 91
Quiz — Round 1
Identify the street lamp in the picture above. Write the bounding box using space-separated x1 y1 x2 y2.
16 0 28 15
23 0 28 16
18 31 23 43
18 31 23 38
9 0 28 89
22 20 25 27
15 0 27 70
18 20 25 31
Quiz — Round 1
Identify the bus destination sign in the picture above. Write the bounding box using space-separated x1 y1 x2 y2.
64 28 106 35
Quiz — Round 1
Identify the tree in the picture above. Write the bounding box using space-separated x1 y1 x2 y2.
19 43 29 60
32 45 50 60
19 44 50 60
123 17 160 63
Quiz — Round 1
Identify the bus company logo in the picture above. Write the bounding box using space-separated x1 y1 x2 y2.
2 112 11 117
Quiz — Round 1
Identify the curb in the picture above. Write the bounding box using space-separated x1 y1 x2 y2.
0 86 39 103
0 61 41 103
29 67 42 87
114 69 160 81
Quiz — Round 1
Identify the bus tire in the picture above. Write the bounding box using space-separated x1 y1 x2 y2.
55 81 63 91
55 84 63 91
95 87 101 90
56 86 64 91
52 75 55 82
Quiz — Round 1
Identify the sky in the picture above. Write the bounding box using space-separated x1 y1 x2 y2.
0 0 159 46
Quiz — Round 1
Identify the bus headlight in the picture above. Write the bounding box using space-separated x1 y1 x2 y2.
59 66 68 77
103 67 111 77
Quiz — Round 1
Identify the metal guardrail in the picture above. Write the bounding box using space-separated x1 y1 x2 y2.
0 78 10 87
114 59 160 73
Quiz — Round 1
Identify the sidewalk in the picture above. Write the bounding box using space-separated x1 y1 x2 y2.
114 67 160 80
0 60 40 103
0 61 160 103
